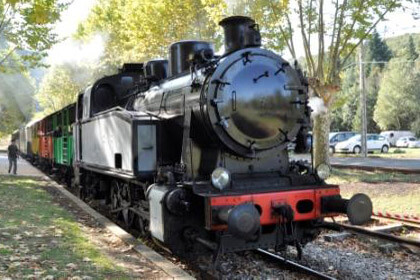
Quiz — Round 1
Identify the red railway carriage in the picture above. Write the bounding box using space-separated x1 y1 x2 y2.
38 116 54 168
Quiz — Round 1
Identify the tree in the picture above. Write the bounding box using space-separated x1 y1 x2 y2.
405 35 419 61
0 0 68 72
0 101 25 138
0 72 34 137
330 65 359 131
76 0 226 69
374 37 420 135
373 60 420 132
366 31 392 73
352 67 381 132
225 0 291 53
352 32 391 132
34 64 85 116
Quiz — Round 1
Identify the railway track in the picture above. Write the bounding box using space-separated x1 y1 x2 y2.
26 159 420 279
256 249 337 280
372 211 420 226
322 220 420 249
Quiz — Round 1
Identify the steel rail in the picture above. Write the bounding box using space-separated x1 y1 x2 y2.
256 249 337 280
322 222 420 248
372 213 420 225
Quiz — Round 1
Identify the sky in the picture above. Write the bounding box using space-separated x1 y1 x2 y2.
48 0 420 63
47 0 99 65
54 0 97 38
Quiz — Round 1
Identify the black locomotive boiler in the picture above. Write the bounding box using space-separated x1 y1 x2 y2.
19 16 373 259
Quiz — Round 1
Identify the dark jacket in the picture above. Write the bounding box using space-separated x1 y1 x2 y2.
7 144 19 159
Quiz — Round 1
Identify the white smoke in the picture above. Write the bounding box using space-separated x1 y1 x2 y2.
308 96 327 117
46 34 107 66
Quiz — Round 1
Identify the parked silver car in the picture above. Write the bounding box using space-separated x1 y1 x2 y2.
329 132 357 153
335 134 390 154
396 136 420 148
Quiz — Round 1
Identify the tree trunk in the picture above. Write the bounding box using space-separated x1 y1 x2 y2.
313 110 330 169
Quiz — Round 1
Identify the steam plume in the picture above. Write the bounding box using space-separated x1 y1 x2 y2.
308 96 327 117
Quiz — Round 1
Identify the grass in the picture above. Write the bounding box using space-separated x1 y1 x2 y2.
334 147 420 159
0 175 130 279
327 168 420 184
327 169 420 215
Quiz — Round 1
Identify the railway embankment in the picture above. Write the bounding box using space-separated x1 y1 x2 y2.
0 175 175 279
1 153 419 279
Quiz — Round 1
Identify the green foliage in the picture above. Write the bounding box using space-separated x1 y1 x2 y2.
386 33 420 57
393 148 405 154
225 0 290 53
0 72 34 137
76 0 226 69
35 65 80 117
0 0 69 72
330 31 420 134
330 66 359 131
352 67 382 133
373 58 420 133
373 34 420 135
34 62 111 118
405 35 419 61
0 102 25 138
366 31 393 73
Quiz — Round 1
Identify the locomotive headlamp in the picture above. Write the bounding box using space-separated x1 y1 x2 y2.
211 167 231 190
316 163 331 180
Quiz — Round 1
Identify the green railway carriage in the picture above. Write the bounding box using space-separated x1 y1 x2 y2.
52 103 76 173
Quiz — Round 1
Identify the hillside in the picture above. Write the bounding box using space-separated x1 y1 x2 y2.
385 33 420 57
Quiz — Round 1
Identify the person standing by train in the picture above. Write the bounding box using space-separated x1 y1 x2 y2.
7 139 19 175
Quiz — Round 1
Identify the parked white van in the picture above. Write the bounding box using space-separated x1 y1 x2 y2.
380 131 414 147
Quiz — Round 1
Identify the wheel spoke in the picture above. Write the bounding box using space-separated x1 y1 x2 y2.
110 181 133 226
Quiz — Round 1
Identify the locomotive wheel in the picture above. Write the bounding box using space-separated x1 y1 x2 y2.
137 215 149 237
110 180 134 227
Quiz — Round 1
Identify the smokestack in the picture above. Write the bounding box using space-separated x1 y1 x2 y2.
219 16 261 54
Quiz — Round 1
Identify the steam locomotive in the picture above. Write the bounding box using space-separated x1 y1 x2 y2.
15 16 372 258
